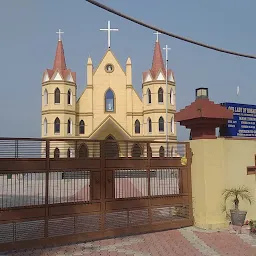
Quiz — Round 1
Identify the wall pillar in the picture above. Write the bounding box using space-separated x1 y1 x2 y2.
190 138 228 229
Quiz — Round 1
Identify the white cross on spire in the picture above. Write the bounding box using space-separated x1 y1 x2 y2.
100 21 119 48
154 31 162 42
56 29 64 41
163 44 171 61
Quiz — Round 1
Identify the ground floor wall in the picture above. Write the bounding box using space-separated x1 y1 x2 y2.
190 138 256 230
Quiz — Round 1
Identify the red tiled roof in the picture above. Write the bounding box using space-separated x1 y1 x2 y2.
43 40 76 83
143 40 175 82
151 42 165 78
53 40 67 70
175 98 233 122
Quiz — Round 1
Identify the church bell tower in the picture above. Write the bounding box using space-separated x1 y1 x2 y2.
142 33 177 141
41 30 77 156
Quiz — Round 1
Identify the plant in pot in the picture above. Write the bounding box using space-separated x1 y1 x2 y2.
222 186 253 226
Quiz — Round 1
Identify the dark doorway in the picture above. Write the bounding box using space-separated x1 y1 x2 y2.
104 135 119 158
131 143 142 158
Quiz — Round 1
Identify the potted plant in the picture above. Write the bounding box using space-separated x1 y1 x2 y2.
222 186 253 226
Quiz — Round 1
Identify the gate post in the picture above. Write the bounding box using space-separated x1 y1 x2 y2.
186 143 194 223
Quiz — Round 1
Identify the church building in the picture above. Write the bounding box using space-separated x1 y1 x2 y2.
41 24 177 158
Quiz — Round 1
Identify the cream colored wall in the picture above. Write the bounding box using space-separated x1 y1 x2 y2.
77 50 141 135
142 81 177 139
42 81 76 112
41 81 76 138
190 138 256 230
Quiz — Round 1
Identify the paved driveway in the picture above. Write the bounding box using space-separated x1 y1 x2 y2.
7 227 256 256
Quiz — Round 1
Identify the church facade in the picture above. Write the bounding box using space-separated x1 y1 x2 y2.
41 28 177 157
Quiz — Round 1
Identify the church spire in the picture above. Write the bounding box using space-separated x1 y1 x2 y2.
53 29 66 70
53 39 67 70
42 29 76 84
142 33 175 83
151 40 165 78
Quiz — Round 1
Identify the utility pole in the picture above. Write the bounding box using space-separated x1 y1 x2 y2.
163 45 171 156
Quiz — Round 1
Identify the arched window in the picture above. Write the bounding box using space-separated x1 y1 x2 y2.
79 120 85 134
159 116 164 132
67 90 72 105
170 89 174 105
135 119 140 134
148 118 152 133
54 148 60 158
67 148 71 158
131 143 142 158
78 144 88 158
105 89 115 112
170 117 175 133
44 89 48 105
54 88 60 104
67 119 72 134
158 87 163 103
54 117 60 134
147 88 151 104
159 146 165 158
43 118 48 136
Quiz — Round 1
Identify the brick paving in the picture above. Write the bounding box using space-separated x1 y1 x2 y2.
6 227 256 256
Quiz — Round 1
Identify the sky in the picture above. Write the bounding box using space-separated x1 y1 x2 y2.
0 0 256 140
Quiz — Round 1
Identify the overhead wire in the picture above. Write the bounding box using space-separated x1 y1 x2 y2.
87 0 256 60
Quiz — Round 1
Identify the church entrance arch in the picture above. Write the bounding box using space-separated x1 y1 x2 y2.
131 143 142 158
78 143 88 158
104 135 119 158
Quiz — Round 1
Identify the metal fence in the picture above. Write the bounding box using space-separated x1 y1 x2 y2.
0 138 193 253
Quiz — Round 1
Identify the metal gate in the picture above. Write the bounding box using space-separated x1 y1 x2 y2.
0 138 193 252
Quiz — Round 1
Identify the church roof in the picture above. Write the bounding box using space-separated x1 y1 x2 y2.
42 39 76 83
143 40 175 83
151 41 165 78
53 40 67 70
175 98 233 122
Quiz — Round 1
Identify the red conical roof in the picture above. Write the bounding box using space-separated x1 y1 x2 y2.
151 41 165 78
42 39 76 83
53 40 67 70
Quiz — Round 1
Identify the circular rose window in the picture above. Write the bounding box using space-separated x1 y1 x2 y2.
105 64 114 73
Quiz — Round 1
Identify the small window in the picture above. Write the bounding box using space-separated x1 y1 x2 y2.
54 88 60 104
43 118 47 136
170 89 174 105
135 119 140 134
105 89 115 112
159 116 164 132
171 117 175 133
148 118 152 133
54 148 60 158
79 120 85 134
105 64 114 73
54 117 60 134
147 89 151 104
159 146 165 158
67 119 72 134
67 90 72 105
44 89 48 105
158 87 163 103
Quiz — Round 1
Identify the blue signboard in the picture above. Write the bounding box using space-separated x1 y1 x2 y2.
220 102 256 137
